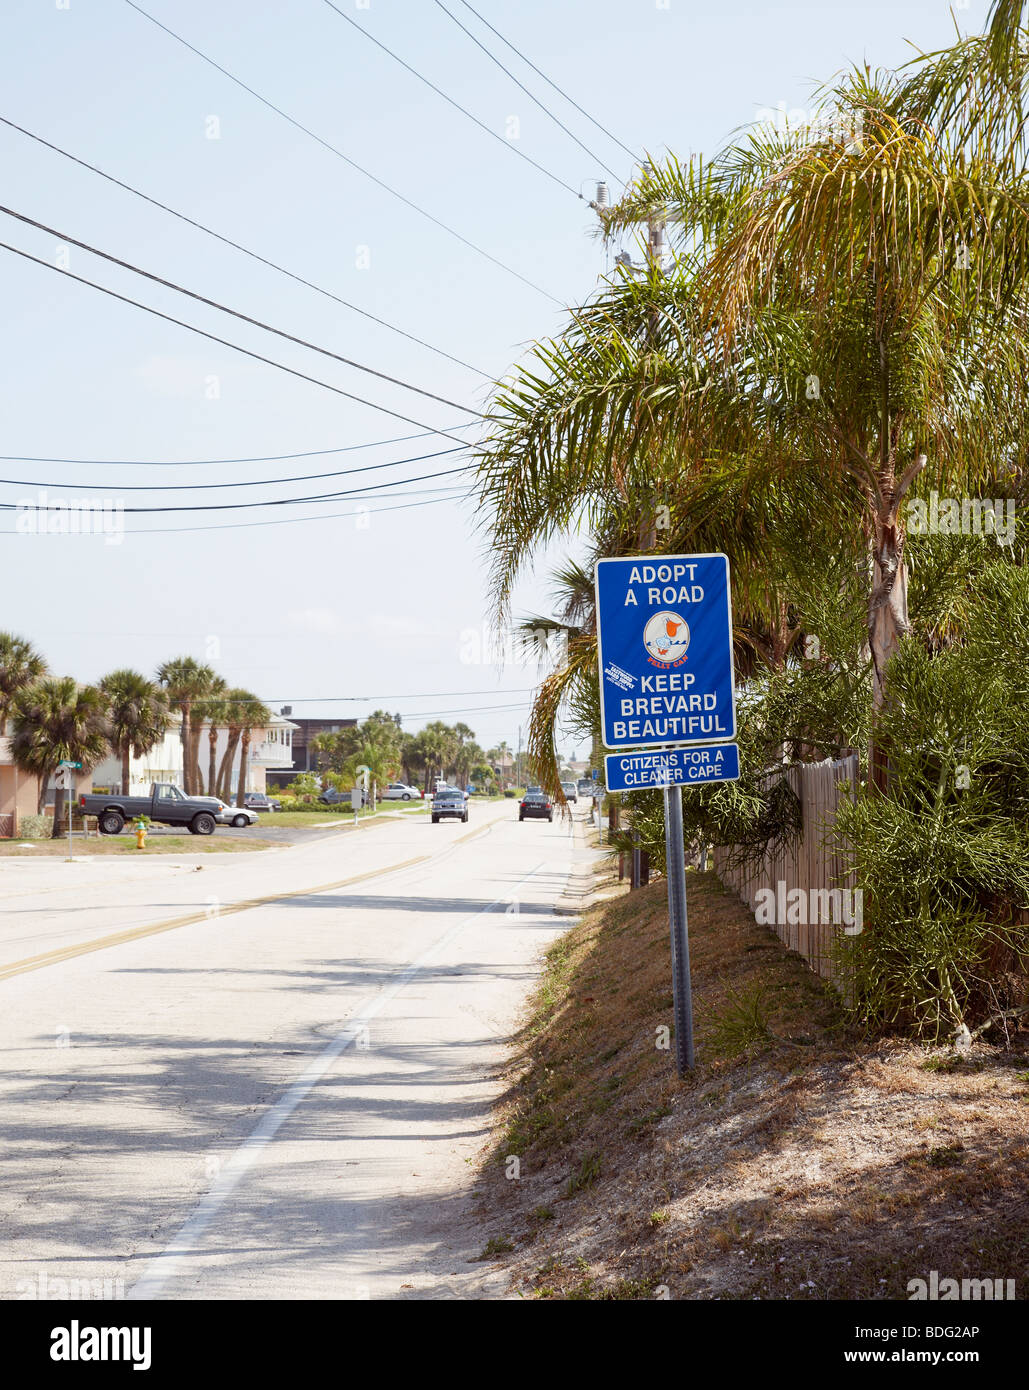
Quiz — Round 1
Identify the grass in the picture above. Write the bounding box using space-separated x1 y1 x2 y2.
479 870 1029 1301
478 1236 515 1259
0 834 272 855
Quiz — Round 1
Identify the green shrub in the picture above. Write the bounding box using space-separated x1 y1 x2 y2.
17 814 52 839
836 561 1029 1039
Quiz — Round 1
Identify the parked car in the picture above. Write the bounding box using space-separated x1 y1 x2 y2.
319 787 367 806
243 792 275 813
383 782 422 801
577 779 594 796
560 781 578 803
216 802 258 829
519 791 554 822
79 782 225 836
431 787 468 824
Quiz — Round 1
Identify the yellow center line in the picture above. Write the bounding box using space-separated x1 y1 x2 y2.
0 808 503 985
0 853 432 984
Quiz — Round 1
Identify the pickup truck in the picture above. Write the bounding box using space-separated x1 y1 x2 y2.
79 782 227 836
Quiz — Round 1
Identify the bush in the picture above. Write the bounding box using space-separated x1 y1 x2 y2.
17 814 52 839
836 563 1029 1039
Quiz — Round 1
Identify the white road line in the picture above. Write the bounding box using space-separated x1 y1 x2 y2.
126 857 550 1300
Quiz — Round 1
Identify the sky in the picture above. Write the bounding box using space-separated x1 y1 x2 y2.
0 0 977 757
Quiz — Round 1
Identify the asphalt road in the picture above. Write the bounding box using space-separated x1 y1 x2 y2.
0 800 593 1300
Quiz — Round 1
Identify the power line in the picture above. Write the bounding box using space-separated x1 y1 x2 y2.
0 463 473 514
432 0 623 183
8 487 473 537
0 239 471 442
453 0 640 164
0 445 468 491
0 115 488 378
122 0 563 306
395 700 530 718
0 422 477 467
0 204 477 417
321 0 583 200
133 686 537 704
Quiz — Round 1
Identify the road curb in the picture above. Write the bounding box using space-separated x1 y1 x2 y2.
553 810 604 917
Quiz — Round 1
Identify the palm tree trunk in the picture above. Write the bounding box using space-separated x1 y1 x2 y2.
866 456 924 791
218 732 240 801
121 743 131 794
180 705 192 793
51 784 66 838
236 731 251 809
187 721 202 795
208 725 219 796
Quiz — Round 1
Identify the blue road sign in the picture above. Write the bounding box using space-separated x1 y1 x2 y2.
605 743 740 793
595 553 736 748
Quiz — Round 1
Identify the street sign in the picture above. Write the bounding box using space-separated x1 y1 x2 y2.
594 552 739 1077
595 553 736 749
55 768 72 790
605 743 740 793
59 760 82 769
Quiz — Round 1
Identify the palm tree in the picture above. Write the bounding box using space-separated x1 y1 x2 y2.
235 694 271 811
99 669 171 794
478 73 1029 786
0 632 47 735
11 678 110 834
193 677 228 796
156 657 217 794
346 739 398 808
215 689 255 802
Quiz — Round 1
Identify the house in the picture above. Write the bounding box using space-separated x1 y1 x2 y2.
265 713 357 786
0 736 40 837
89 729 185 795
209 713 299 799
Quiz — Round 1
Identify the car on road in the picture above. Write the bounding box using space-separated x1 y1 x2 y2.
243 792 275 814
383 782 422 801
560 781 578 803
80 782 226 836
216 802 259 829
519 791 553 822
577 779 595 797
431 787 468 824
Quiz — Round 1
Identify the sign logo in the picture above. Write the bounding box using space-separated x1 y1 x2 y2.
643 611 690 667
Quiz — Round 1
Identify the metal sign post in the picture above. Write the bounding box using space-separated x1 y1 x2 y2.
594 554 738 1076
57 761 81 861
663 781 694 1073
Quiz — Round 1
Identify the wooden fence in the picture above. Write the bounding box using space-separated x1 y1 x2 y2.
712 754 859 981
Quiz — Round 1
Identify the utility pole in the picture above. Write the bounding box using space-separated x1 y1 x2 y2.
641 164 664 552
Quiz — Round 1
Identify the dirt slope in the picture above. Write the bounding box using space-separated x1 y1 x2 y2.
473 871 1029 1300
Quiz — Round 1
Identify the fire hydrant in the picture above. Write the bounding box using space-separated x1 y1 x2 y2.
135 818 148 849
